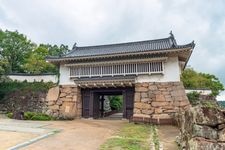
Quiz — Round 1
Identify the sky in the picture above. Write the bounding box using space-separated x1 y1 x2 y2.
0 0 225 100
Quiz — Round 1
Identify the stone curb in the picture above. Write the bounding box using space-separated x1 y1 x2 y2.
7 130 60 150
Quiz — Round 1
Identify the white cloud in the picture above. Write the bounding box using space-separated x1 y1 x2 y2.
0 0 225 87
217 91 225 101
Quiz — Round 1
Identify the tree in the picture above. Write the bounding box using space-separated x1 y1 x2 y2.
0 58 8 74
23 45 57 74
0 30 35 73
181 68 224 96
23 44 68 74
38 44 69 56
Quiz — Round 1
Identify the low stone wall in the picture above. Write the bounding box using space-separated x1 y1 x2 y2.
45 85 82 119
1 89 47 113
0 85 82 120
132 82 190 124
177 106 225 150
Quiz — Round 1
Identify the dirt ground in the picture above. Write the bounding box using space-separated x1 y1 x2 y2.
20 119 127 150
157 125 179 150
0 131 38 150
0 115 179 150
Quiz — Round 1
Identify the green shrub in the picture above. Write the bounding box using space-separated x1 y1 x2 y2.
24 112 36 120
7 112 13 118
30 114 52 121
201 101 218 108
24 111 53 121
109 96 123 110
187 91 200 106
7 111 54 121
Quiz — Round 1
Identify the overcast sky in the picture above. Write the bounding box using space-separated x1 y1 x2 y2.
0 0 225 99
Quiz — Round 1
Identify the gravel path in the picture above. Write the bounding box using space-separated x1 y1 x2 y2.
15 119 126 150
157 125 179 150
0 116 126 150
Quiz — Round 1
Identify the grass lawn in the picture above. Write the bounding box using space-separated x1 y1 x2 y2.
100 123 158 150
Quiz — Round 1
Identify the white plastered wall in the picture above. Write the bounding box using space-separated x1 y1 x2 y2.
59 56 181 85
135 57 180 83
59 64 75 85
8 75 58 83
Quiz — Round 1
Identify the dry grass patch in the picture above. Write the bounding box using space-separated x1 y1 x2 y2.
100 123 153 150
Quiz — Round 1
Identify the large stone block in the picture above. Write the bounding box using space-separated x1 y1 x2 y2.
151 101 169 107
49 104 59 110
59 92 67 98
133 108 141 114
186 106 225 127
192 124 218 140
141 92 148 98
149 85 158 91
155 94 165 101
154 107 163 114
152 114 172 119
135 86 148 92
59 101 76 119
142 109 154 115
133 113 150 118
134 92 141 102
218 128 225 142
141 98 150 103
46 86 59 101
134 102 143 109
188 137 225 150
61 87 71 93
173 100 189 107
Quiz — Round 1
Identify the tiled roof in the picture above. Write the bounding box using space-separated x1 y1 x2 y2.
63 32 195 58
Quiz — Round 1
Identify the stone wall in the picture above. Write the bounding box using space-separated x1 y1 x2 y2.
132 82 190 124
177 106 225 150
45 85 82 119
1 89 47 113
0 85 82 120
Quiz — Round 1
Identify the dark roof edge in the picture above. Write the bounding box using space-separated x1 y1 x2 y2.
46 46 194 62
75 37 171 49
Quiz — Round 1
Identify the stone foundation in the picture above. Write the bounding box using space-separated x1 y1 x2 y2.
132 82 190 125
45 85 82 119
177 106 225 150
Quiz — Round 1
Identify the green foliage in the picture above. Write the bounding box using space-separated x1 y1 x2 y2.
100 123 152 150
7 111 54 121
201 101 218 109
23 44 68 74
187 91 200 106
181 68 224 96
0 29 69 74
151 125 159 150
0 58 9 74
109 95 123 110
0 30 35 73
23 46 56 74
0 81 55 101
24 112 53 121
7 112 13 118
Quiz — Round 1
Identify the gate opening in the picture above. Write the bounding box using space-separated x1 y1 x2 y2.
82 87 134 120
98 94 123 119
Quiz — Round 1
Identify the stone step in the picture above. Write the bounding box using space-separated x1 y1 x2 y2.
103 113 123 120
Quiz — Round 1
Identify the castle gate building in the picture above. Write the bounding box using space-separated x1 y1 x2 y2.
47 32 195 124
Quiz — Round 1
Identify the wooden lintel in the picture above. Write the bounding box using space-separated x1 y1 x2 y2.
111 83 116 88
120 82 125 87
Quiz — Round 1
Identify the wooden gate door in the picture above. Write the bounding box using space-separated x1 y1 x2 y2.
93 93 100 119
82 87 134 119
124 88 134 119
82 89 90 118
